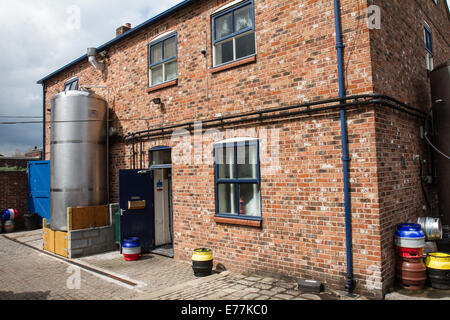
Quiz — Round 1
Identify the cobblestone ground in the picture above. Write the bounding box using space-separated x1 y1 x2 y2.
1 231 368 301
78 250 198 294
0 235 137 300
139 271 367 301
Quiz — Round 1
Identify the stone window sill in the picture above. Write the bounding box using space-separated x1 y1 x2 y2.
147 79 178 93
210 55 256 74
214 216 262 227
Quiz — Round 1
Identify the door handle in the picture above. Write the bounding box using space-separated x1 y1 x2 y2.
120 209 124 216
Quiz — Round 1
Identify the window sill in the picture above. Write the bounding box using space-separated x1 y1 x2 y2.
210 55 256 74
147 79 178 93
214 216 262 227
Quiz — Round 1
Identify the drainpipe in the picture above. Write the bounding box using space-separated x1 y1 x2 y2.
87 48 105 71
333 0 354 293
42 84 46 160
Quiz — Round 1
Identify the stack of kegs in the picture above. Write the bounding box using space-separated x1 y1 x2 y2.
1 209 18 233
425 252 450 289
395 223 427 290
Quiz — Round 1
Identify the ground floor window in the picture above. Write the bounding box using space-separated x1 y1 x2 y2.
214 138 261 219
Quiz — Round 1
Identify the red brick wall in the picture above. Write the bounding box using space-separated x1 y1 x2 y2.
369 0 450 293
370 0 450 109
0 172 28 230
40 0 450 297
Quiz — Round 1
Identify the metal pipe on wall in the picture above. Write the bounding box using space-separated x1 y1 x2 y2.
333 0 355 293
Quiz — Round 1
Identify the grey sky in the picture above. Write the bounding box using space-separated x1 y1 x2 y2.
0 0 180 156
0 1 449 156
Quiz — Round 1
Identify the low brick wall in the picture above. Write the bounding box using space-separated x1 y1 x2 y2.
69 226 117 259
0 171 28 230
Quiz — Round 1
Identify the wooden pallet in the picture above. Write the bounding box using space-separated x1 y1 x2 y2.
42 205 110 258
43 218 68 257
67 205 109 231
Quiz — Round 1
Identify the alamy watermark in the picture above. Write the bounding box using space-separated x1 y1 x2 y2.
166 123 281 174
66 266 81 289
66 5 81 30
367 5 381 30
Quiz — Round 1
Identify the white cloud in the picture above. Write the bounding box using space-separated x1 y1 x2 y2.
0 0 180 156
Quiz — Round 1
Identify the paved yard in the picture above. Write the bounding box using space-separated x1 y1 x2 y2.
0 235 137 300
0 230 368 301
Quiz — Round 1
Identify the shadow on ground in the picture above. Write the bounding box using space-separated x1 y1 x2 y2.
0 290 51 300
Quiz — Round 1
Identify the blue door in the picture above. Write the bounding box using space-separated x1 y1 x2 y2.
119 169 155 252
27 161 50 225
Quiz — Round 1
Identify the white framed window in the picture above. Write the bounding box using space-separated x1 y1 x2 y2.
148 33 177 87
212 0 256 67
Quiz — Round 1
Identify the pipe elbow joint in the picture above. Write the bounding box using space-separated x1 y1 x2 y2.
87 48 105 71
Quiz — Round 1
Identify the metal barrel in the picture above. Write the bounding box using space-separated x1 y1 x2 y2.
425 253 450 289
417 217 442 241
396 257 427 290
394 224 425 248
122 238 141 261
192 248 213 277
3 220 15 233
50 90 107 231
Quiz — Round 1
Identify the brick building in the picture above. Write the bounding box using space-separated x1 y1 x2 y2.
37 0 450 298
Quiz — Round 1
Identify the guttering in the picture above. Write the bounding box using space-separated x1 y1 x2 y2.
333 0 355 293
36 0 194 84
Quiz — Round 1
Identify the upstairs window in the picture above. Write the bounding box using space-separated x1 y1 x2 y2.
149 33 177 87
214 138 261 219
424 22 434 71
212 1 256 67
63 78 78 91
424 23 433 55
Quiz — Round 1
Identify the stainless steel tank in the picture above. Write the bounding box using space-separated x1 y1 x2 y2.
430 60 450 225
50 90 107 231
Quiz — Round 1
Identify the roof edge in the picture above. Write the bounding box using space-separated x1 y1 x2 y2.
37 0 194 85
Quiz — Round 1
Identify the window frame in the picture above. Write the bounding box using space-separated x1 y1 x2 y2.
214 139 262 221
63 78 79 92
149 146 172 169
148 33 178 88
424 22 433 55
212 0 256 68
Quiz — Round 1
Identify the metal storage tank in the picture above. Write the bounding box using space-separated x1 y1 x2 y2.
430 60 450 225
50 90 107 231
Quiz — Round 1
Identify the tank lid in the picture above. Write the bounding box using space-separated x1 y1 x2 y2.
52 89 105 101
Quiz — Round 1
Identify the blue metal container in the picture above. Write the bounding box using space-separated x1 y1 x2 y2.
395 224 425 238
122 238 141 261
395 224 425 249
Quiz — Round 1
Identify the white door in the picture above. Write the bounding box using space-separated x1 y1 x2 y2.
153 169 171 247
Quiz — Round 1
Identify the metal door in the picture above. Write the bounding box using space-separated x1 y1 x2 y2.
27 160 50 223
119 169 155 252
